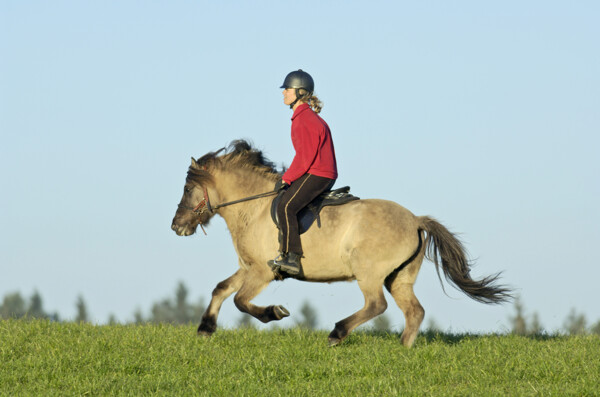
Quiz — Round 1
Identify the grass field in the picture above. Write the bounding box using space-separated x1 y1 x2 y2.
1 320 599 396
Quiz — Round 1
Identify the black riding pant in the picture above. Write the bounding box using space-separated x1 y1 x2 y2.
277 173 335 255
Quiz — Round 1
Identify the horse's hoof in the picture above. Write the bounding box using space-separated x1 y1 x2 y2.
328 337 342 347
273 305 290 320
197 320 216 337
198 330 213 338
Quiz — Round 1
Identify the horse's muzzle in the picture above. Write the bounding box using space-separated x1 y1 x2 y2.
171 222 196 236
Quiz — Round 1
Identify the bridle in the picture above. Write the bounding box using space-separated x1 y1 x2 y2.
177 185 214 215
177 182 278 235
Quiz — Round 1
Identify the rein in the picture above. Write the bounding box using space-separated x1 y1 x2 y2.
178 186 278 235
210 190 279 210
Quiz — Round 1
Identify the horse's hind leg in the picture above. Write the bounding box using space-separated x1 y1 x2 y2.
384 258 425 348
328 278 388 346
233 264 290 323
383 236 426 348
385 280 424 348
198 269 245 336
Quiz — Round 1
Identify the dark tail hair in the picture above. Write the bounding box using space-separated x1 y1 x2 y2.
419 216 513 304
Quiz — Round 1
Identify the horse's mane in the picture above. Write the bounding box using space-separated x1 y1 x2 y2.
187 140 280 186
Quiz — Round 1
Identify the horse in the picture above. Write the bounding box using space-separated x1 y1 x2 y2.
171 140 512 347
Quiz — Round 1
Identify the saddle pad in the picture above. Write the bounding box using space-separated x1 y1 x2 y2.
270 186 359 234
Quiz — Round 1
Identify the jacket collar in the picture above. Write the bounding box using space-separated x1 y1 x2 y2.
291 103 311 120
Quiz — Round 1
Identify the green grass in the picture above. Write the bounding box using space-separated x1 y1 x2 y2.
1 320 599 396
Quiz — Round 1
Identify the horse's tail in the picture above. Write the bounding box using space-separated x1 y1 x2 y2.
418 216 513 304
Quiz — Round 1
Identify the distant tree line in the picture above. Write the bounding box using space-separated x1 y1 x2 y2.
3 287 600 335
136 282 206 324
0 290 60 321
0 282 205 325
509 296 600 336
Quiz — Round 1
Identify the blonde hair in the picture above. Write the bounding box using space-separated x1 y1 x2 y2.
308 94 323 114
297 89 323 114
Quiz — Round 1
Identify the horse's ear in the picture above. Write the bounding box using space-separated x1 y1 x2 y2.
191 157 197 166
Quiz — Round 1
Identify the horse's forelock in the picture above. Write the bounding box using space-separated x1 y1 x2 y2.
196 147 226 168
186 166 213 186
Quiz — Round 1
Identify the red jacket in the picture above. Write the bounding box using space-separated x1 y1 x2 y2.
282 104 338 184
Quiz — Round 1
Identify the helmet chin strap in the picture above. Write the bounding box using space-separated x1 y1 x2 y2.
289 88 308 109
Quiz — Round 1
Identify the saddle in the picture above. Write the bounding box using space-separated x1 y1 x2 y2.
270 186 360 234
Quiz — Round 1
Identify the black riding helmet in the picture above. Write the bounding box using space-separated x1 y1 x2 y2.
280 70 315 109
280 69 315 93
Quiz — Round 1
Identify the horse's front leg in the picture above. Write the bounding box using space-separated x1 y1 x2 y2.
198 268 245 336
233 264 290 323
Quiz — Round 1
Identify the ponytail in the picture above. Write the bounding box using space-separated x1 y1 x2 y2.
296 88 324 114
308 94 323 114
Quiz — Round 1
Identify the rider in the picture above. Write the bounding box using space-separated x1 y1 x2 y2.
270 70 338 275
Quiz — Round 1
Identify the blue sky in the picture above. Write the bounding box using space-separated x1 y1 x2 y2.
1 1 599 333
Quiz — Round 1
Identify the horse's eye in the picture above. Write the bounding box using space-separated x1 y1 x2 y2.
184 186 191 194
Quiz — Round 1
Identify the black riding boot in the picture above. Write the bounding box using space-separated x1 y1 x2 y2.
268 252 302 275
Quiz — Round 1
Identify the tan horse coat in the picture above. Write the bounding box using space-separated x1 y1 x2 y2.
172 141 511 347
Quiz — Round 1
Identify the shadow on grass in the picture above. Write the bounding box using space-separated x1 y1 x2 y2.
348 329 566 346
347 329 478 346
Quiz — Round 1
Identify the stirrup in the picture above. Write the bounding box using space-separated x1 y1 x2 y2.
267 253 286 272
277 252 302 276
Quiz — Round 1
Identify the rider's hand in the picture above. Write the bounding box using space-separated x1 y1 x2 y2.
274 179 288 191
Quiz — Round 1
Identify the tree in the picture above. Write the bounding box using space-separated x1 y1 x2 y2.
173 282 202 324
1 290 59 321
28 290 45 318
425 317 442 333
564 308 587 335
510 297 528 335
529 312 544 335
509 297 544 336
75 295 89 323
372 314 391 332
591 320 600 335
295 301 318 329
150 298 176 323
28 290 59 321
237 313 256 329
133 307 145 324
148 282 205 324
0 292 26 319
